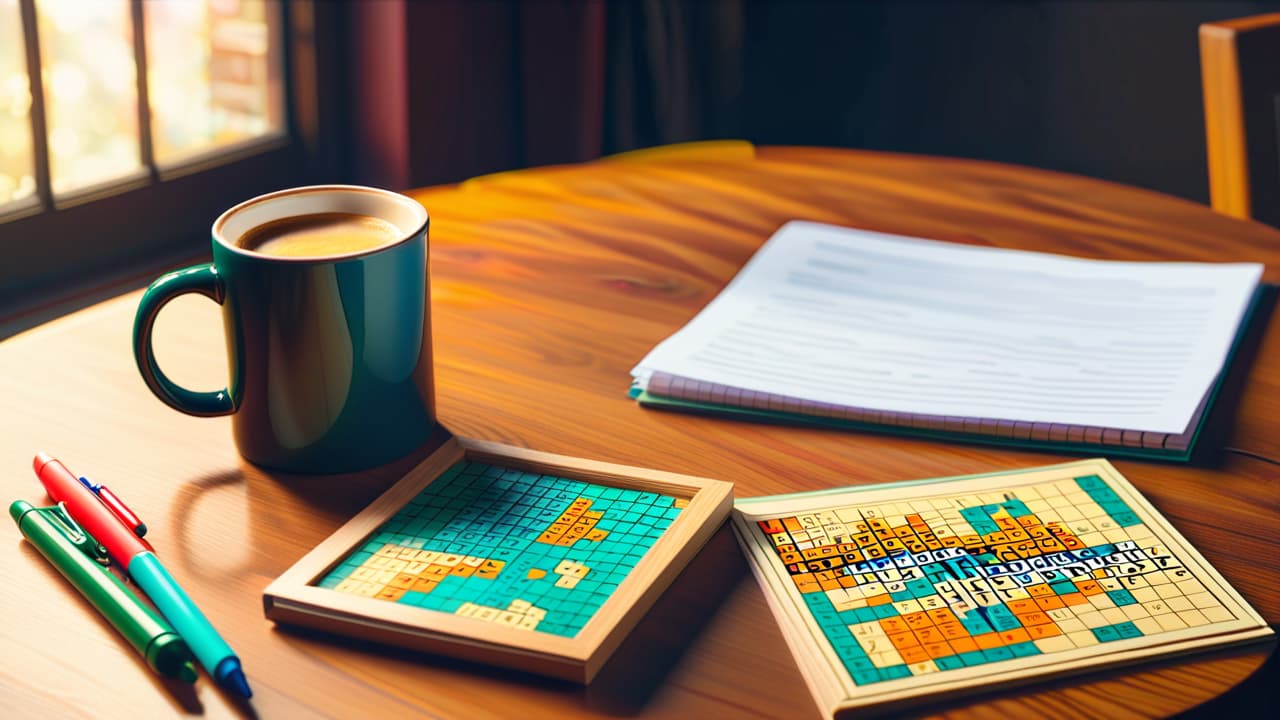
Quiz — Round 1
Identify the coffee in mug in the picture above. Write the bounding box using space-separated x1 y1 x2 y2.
237 212 402 258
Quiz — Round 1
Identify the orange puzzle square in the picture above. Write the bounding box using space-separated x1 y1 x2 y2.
914 627 944 645
879 617 909 634
922 641 953 659
1035 595 1066 611
973 633 1003 650
1018 611 1053 627
888 631 919 650
903 611 932 629
1008 599 1039 614
900 646 930 665
999 629 1031 645
1028 623 1063 640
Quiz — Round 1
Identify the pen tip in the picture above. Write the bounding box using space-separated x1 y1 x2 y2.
180 662 198 684
135 522 147 537
220 666 253 699
33 451 52 473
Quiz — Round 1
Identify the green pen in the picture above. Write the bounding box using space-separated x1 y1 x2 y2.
10 500 198 682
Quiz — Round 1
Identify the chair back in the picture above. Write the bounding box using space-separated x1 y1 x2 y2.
1201 13 1280 226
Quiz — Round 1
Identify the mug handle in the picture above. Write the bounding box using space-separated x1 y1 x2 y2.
132 263 235 417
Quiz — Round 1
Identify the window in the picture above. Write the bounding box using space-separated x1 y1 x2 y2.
1 0 322 317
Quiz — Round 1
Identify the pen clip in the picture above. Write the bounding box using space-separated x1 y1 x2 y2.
78 475 146 538
43 502 111 566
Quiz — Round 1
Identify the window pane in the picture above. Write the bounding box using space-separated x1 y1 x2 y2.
35 0 141 195
0 0 35 207
145 0 283 164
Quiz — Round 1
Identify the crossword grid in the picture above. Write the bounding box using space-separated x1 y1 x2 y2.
755 474 1237 685
317 461 684 637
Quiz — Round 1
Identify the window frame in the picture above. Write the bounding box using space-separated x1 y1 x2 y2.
0 0 332 318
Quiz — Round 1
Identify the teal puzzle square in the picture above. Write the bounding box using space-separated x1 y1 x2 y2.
1114 621 1143 639
1092 625 1121 642
982 646 1015 662
959 614 993 635
1107 589 1137 606
851 669 879 685
1007 642 1040 658
854 607 880 624
879 665 912 680
1112 512 1141 527
844 655 876 673
1074 475 1106 491
935 655 965 670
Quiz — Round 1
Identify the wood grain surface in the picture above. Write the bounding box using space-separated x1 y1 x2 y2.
0 145 1276 718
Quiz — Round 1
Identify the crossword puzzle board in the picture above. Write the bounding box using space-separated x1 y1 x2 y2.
264 436 733 683
316 460 686 637
732 459 1270 716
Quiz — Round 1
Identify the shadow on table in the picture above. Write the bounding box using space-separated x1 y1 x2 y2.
1178 637 1280 718
250 424 454 517
872 636 1278 720
167 427 451 568
1193 284 1277 467
584 525 747 713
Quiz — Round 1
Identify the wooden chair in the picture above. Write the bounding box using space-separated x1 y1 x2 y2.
1200 13 1280 227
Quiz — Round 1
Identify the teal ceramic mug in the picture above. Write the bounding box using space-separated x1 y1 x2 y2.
133 185 435 473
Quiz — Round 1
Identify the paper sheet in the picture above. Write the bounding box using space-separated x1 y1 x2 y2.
632 221 1263 434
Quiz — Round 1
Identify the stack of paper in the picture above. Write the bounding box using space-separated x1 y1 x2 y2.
631 221 1265 460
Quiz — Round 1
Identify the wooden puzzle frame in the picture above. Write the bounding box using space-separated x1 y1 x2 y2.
731 458 1273 716
264 435 733 683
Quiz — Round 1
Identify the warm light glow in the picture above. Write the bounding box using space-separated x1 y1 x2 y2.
1 0 282 207
48 63 87 104
36 0 141 194
145 0 282 163
0 0 33 207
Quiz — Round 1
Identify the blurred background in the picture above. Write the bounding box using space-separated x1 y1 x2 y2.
1 0 1275 319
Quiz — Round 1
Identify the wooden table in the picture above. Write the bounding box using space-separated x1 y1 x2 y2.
1 144 1276 718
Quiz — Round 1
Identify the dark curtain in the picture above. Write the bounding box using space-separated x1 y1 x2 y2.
348 0 744 188
602 0 745 153
517 0 746 163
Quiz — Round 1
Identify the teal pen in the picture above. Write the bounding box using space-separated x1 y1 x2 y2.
34 453 252 698
129 553 251 697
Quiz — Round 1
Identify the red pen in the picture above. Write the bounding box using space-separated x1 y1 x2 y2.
78 476 147 537
35 454 148 566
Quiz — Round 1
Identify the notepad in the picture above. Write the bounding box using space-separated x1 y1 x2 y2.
631 221 1266 460
731 459 1272 717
